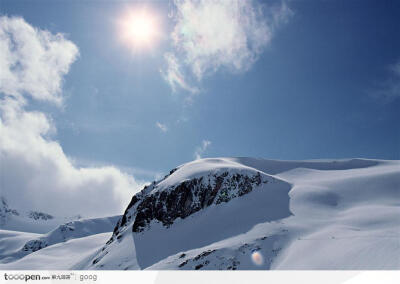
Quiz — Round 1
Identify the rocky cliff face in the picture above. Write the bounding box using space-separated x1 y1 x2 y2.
132 171 265 232
107 167 275 247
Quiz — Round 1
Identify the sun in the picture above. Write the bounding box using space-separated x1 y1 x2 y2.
118 7 161 51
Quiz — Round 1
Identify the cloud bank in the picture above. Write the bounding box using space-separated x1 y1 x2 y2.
162 0 292 94
0 16 143 217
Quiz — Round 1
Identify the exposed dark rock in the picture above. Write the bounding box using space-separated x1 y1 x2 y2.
226 259 240 270
194 264 203 270
178 260 188 268
22 239 48 252
193 249 216 261
0 197 20 220
118 195 141 230
28 211 54 220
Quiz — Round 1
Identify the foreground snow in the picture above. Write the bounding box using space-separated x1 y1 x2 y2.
0 158 399 270
0 216 119 266
0 231 111 270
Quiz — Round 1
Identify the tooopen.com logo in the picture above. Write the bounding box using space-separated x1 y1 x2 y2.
4 273 41 282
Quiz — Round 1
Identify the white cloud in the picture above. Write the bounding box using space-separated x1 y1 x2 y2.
156 121 168 132
194 140 211 160
71 157 162 181
162 0 292 93
0 16 79 105
0 98 144 217
0 16 144 217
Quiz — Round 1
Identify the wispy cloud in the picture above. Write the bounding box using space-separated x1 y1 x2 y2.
156 121 168 132
160 52 199 94
194 140 211 160
162 0 292 95
0 16 143 217
372 60 400 102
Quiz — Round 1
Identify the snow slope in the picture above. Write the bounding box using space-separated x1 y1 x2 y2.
0 215 120 266
1 157 399 270
84 158 400 270
0 232 111 270
272 159 400 269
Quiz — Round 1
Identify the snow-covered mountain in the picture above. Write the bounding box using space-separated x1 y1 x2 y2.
0 196 72 234
0 215 120 268
0 157 399 270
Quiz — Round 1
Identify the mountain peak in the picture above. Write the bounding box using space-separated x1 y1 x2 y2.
91 158 292 269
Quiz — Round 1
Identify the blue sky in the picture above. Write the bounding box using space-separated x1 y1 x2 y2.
1 0 399 214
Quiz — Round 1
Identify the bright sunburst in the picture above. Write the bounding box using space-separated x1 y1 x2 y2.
118 7 160 51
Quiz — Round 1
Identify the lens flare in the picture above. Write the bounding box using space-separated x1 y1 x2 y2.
251 251 264 266
118 7 161 51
